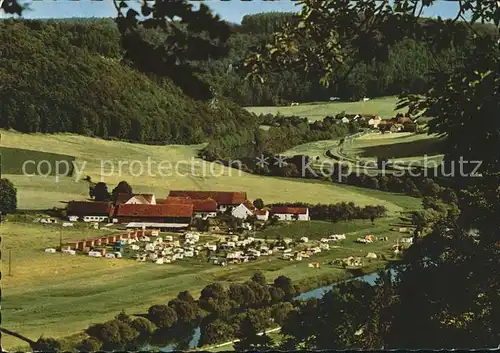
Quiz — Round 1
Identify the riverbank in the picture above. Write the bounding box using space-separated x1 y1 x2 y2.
148 263 402 352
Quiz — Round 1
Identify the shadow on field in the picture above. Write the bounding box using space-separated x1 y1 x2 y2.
358 138 444 158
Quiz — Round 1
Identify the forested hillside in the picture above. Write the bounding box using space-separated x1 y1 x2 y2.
0 14 496 144
207 13 497 106
0 19 254 144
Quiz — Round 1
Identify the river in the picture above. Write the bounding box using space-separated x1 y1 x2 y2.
144 268 398 352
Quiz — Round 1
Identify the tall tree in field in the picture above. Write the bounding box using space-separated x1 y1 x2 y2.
0 178 17 216
112 180 133 201
89 182 111 202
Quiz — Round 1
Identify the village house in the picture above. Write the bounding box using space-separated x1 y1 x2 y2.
66 201 114 223
254 209 269 221
114 203 193 230
115 193 156 205
368 116 382 128
168 190 247 212
270 206 310 221
231 201 254 220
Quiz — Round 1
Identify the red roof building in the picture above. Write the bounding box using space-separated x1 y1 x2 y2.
115 204 193 224
270 206 308 215
243 200 255 211
67 201 114 217
168 191 247 207
158 196 217 213
192 198 218 213
254 209 269 216
270 206 310 221
157 197 193 205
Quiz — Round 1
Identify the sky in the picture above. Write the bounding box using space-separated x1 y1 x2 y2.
3 0 460 24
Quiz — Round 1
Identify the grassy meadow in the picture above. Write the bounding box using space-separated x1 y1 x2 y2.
1 129 409 213
1 128 422 349
341 132 445 165
0 146 75 175
245 96 404 121
2 217 410 349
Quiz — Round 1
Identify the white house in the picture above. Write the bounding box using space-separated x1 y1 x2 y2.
368 116 382 128
341 117 350 124
231 203 254 220
124 194 156 205
270 206 310 221
300 237 309 243
255 209 269 221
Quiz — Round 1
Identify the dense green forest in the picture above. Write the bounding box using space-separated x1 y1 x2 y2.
206 13 497 105
0 19 254 144
0 14 496 144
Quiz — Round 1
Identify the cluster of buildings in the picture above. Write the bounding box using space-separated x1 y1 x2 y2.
377 114 418 133
330 113 417 133
66 190 310 230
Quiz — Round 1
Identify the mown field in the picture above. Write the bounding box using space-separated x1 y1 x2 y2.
0 146 75 175
1 129 410 213
2 216 410 349
341 132 445 165
1 129 421 349
245 96 403 121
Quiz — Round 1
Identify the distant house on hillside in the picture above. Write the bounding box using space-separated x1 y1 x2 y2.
270 206 310 221
67 201 114 222
168 191 247 212
114 203 193 230
368 116 382 128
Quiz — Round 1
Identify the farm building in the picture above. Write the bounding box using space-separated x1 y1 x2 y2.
270 206 310 221
158 197 218 219
115 203 193 229
115 193 156 205
368 116 382 128
255 209 269 221
231 202 254 220
66 201 114 222
168 190 247 212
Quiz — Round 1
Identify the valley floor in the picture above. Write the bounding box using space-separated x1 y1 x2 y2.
1 129 421 349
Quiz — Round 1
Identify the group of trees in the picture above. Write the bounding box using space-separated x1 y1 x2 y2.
37 272 296 352
0 18 255 144
241 0 500 349
0 178 17 216
270 202 387 223
203 14 497 106
200 115 359 163
198 273 296 347
88 180 133 203
333 172 447 197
